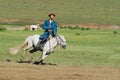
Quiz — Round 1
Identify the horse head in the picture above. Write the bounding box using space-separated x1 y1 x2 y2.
57 35 67 49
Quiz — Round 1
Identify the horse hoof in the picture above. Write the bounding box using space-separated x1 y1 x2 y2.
6 59 11 62
39 62 44 65
27 60 32 63
33 61 40 65
33 60 44 65
20 59 23 61
17 59 23 63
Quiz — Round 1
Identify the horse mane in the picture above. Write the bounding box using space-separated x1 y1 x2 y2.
58 35 66 41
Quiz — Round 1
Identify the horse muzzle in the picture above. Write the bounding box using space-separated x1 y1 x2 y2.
62 45 66 49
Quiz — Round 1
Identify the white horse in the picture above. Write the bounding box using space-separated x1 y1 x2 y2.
25 24 41 31
10 35 67 64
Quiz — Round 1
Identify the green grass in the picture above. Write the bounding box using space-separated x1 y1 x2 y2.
0 0 120 25
0 0 120 67
0 28 120 67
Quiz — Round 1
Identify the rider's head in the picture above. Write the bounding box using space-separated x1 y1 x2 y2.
48 13 55 20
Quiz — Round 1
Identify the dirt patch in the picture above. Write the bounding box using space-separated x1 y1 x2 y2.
1 18 120 30
0 18 19 23
0 18 120 30
6 26 24 30
0 18 43 24
0 62 120 80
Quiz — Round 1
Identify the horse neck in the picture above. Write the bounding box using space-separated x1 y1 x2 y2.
45 37 58 48
56 36 62 45
50 36 61 48
52 37 58 46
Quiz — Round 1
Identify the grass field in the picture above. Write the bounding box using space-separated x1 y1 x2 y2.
0 0 120 25
0 28 120 67
0 1 120 80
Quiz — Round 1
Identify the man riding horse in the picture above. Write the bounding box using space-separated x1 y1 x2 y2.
35 13 57 50
10 13 66 64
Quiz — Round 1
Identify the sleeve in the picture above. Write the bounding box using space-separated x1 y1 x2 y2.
42 20 48 30
53 22 57 35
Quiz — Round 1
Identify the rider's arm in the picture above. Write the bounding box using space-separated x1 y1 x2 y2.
42 20 48 30
53 22 57 36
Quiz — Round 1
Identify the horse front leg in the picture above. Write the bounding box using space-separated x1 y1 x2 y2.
33 51 49 65
39 51 50 64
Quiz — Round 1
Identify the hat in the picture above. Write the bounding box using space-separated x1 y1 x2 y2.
48 13 55 17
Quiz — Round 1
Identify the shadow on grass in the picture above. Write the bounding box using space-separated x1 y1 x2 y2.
16 60 57 66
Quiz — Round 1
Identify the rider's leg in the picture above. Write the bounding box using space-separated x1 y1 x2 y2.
35 39 42 50
35 32 48 49
37 39 42 45
35 33 49 50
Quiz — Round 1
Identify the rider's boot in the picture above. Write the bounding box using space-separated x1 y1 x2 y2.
37 39 42 45
35 39 42 49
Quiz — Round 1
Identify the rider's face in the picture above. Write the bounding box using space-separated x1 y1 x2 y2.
50 15 55 20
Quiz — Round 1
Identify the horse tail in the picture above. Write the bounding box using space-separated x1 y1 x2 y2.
10 40 28 55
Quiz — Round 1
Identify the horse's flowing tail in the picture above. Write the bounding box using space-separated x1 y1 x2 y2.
10 41 27 55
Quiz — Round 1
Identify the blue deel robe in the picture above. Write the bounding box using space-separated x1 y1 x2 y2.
39 19 57 42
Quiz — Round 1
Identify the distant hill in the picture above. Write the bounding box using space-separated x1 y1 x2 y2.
0 0 119 25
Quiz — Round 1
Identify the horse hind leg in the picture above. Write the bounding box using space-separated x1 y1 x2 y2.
20 45 32 61
21 48 28 59
29 48 38 61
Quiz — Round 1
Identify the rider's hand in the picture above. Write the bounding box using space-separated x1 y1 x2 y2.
48 30 53 32
48 35 52 40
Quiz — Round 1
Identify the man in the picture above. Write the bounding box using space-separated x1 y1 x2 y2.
36 13 58 50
